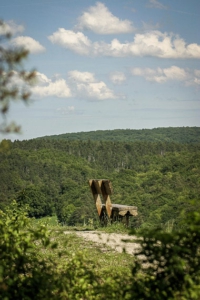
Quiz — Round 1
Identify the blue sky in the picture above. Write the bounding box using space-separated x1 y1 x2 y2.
0 0 200 140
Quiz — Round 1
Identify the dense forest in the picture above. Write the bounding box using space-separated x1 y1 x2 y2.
1 127 200 228
43 127 200 143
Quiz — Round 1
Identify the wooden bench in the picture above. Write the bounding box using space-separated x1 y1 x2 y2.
88 179 138 226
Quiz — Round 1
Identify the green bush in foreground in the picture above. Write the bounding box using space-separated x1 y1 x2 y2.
0 202 99 299
1 201 200 299
0 202 54 299
130 211 200 299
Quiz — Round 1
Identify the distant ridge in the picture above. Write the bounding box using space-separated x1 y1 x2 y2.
40 127 200 144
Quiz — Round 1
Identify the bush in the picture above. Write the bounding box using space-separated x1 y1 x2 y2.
130 211 200 299
0 202 101 299
1 201 200 299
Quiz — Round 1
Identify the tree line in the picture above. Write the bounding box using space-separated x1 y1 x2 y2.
42 127 200 144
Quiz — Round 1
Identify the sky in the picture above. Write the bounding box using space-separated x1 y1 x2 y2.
0 0 200 141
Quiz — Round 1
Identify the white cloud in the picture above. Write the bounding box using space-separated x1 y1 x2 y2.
68 70 116 100
76 2 135 34
0 20 24 35
76 81 116 99
35 73 51 85
48 29 91 55
131 66 187 83
131 66 200 86
147 0 168 10
109 72 126 84
113 31 200 59
49 29 200 59
56 106 75 115
68 70 96 83
29 71 117 100
32 72 71 98
12 36 45 54
163 66 187 81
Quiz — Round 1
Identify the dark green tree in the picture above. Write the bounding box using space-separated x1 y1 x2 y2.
16 186 53 218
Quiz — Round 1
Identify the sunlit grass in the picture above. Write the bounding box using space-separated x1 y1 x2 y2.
31 216 134 280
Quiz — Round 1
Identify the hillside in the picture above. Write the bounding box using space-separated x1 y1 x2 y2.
1 129 200 228
41 127 200 144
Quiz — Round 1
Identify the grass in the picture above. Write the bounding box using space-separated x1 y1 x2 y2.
97 221 130 234
54 231 133 275
31 216 130 233
31 216 134 280
30 215 59 227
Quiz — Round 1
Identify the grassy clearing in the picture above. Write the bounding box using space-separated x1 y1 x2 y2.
50 231 133 276
30 216 130 233
30 215 59 227
31 216 134 280
3 206 199 299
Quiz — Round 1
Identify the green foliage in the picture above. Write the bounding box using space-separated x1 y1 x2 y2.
45 127 200 144
98 221 129 233
0 136 200 227
0 201 55 299
1 201 200 299
0 202 104 299
16 186 54 218
56 202 76 225
129 210 200 299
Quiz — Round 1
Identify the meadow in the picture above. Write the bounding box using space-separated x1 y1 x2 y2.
1 205 200 299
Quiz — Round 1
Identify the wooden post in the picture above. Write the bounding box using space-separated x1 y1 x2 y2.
125 214 129 227
88 179 103 217
102 193 112 218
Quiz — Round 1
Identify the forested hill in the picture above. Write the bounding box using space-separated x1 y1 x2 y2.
1 136 200 229
41 127 200 143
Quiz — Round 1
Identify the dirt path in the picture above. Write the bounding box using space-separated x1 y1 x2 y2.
64 231 141 255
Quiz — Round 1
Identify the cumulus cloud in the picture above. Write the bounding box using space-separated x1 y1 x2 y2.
49 29 200 59
48 29 91 55
32 72 71 98
131 66 187 83
99 31 200 59
76 2 135 34
35 73 51 85
68 70 116 100
12 36 45 54
0 20 24 35
30 71 117 100
131 66 200 86
68 70 96 83
147 0 168 10
109 72 126 84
